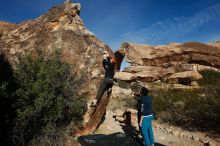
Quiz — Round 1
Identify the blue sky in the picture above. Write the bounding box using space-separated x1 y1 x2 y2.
1 0 220 51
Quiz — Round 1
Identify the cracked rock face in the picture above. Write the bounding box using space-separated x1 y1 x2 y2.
0 1 115 136
115 42 220 85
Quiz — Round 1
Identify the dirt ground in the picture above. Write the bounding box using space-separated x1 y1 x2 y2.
90 111 220 146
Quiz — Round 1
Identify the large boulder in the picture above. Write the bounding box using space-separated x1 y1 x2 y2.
0 1 114 136
166 71 203 85
124 65 174 82
114 72 135 81
111 86 133 98
117 42 220 68
115 42 220 86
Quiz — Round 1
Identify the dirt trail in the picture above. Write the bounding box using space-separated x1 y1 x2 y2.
91 111 219 146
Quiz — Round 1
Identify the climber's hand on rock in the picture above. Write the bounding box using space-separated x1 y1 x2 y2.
93 99 97 105
103 54 107 59
103 51 109 58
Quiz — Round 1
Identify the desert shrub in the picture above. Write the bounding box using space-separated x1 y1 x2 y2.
115 80 142 92
108 96 137 111
152 70 220 133
109 81 142 110
115 80 132 89
198 70 220 87
11 49 87 145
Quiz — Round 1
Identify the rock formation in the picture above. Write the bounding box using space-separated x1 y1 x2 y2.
115 42 220 86
1 0 220 139
0 21 17 37
111 86 133 98
0 1 114 136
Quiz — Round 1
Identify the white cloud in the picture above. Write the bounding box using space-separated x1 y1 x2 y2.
110 3 220 49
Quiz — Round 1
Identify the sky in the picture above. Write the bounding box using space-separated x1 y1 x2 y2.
1 0 220 70
1 0 220 50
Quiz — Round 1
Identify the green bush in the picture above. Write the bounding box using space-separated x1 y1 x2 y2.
109 81 142 111
108 96 137 111
152 70 220 133
115 80 132 89
198 70 220 87
11 50 86 145
115 80 142 93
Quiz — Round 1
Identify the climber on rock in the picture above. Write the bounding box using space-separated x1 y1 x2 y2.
92 51 116 106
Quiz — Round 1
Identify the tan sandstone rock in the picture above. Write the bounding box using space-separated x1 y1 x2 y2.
124 65 174 82
111 86 133 98
114 72 135 81
166 71 203 84
115 42 220 86
117 42 220 67
0 1 115 136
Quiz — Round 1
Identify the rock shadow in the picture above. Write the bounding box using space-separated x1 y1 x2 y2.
78 132 165 146
114 111 142 143
0 54 17 146
114 111 166 146
78 132 140 146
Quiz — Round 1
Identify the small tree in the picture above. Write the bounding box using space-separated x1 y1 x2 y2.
12 49 86 145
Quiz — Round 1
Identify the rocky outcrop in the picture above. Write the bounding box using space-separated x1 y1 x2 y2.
114 72 135 81
0 1 114 136
115 42 220 86
0 21 17 37
111 86 133 98
166 71 203 84
124 65 174 82
117 42 220 67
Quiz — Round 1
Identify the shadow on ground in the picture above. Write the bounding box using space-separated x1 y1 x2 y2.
0 54 17 146
78 132 165 146
78 100 166 146
78 110 166 146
